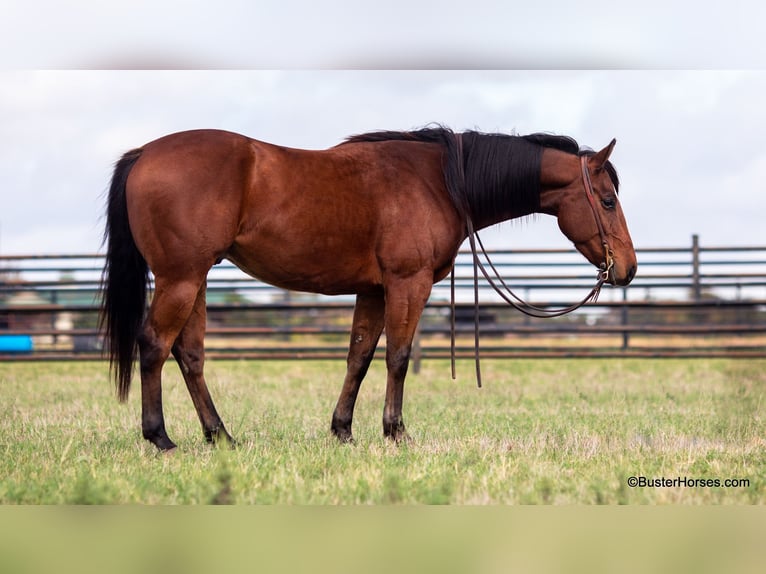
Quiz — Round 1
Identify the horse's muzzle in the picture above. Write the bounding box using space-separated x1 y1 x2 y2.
611 263 637 287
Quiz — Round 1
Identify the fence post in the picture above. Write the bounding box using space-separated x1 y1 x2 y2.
621 286 629 350
282 288 292 341
691 234 701 301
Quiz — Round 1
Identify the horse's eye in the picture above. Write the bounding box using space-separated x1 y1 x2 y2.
601 197 616 210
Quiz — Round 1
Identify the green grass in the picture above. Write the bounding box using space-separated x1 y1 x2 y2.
0 358 763 504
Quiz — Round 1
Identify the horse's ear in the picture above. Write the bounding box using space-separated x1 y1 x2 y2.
590 138 617 170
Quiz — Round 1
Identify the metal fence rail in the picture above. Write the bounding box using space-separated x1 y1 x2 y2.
1 235 765 363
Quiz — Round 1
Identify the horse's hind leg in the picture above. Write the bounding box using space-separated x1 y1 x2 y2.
172 282 234 446
331 290 386 443
138 275 204 451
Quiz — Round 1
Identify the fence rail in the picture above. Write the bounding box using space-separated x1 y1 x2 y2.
1 235 765 364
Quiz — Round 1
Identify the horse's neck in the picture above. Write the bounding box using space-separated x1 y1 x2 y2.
536 149 581 218
463 164 541 231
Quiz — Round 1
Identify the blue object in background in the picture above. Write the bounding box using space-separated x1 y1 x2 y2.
0 335 33 352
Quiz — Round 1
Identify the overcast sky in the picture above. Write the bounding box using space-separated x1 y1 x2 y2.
1 69 764 256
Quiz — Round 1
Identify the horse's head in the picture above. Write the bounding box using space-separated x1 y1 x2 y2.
540 139 637 286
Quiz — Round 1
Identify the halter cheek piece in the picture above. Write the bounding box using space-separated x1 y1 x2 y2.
579 155 615 282
451 134 616 387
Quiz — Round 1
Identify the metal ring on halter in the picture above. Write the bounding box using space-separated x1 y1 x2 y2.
599 243 615 282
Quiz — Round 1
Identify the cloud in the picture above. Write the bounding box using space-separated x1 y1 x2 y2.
1 70 765 256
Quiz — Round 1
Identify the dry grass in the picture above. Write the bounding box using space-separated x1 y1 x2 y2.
0 358 764 504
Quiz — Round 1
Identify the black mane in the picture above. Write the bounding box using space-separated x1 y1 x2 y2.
342 126 618 229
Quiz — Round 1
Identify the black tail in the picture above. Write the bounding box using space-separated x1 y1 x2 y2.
99 148 148 402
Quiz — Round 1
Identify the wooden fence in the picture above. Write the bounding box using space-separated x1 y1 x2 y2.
1 235 764 365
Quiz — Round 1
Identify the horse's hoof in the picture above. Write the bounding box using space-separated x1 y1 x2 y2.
205 427 236 448
331 427 355 444
391 432 412 445
383 422 411 444
149 436 178 452
217 434 238 449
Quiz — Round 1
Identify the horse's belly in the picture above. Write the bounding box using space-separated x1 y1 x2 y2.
225 245 381 296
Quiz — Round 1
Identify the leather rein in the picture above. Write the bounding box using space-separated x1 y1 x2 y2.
450 135 615 387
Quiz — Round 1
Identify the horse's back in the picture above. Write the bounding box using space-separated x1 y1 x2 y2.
124 129 462 294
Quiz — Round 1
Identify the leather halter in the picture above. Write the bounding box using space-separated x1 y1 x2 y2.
449 134 615 387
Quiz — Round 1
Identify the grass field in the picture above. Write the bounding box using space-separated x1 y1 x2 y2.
0 358 763 504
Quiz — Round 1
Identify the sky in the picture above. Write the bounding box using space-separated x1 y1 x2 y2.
1 69 765 257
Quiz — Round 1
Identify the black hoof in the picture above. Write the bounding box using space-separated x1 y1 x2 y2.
144 428 177 452
383 421 411 444
153 438 178 452
331 425 355 444
331 413 356 444
205 426 236 448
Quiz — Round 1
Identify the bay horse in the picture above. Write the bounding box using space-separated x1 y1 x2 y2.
100 127 636 451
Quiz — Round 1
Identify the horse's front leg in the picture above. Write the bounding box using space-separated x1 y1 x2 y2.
331 290 385 443
381 272 433 442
